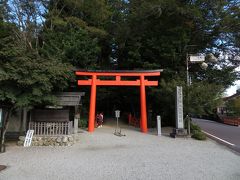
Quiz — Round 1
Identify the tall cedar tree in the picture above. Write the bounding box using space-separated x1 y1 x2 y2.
0 1 71 152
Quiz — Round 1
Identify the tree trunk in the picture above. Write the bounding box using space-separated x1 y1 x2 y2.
0 107 13 153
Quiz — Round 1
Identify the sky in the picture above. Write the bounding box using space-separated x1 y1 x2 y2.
225 80 240 96
225 66 240 97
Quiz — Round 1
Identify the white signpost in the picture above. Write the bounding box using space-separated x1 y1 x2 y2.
157 115 161 136
24 130 34 147
114 110 125 136
176 86 184 129
115 110 120 118
114 110 120 134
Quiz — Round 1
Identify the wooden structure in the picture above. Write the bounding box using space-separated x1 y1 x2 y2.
217 90 240 126
31 109 69 122
55 92 85 106
29 92 84 136
29 121 73 136
76 70 162 133
222 117 240 126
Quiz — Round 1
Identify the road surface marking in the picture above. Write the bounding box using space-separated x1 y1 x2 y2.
202 130 235 146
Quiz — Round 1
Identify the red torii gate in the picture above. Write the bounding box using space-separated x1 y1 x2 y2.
75 70 162 133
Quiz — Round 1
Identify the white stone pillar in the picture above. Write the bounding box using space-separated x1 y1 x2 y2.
74 113 80 134
74 118 78 134
157 115 161 136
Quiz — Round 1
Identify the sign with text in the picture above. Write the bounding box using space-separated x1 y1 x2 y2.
115 110 120 118
189 55 205 63
24 130 34 147
176 86 184 129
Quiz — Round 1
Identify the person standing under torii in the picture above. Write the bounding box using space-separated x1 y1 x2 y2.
96 112 104 128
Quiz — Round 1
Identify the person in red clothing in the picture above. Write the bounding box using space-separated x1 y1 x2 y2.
96 112 104 127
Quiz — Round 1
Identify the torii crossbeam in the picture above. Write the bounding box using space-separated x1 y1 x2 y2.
75 70 162 133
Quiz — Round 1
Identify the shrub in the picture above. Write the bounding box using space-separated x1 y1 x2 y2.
191 131 207 140
191 123 201 132
190 123 207 140
78 117 88 128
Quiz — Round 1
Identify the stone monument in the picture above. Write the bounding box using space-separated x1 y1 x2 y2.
170 86 187 138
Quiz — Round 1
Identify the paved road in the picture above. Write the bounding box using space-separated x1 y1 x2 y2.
192 118 240 153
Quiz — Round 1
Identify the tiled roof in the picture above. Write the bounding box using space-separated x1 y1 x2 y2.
55 92 85 106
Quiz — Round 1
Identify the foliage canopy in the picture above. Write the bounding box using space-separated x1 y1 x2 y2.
0 0 240 128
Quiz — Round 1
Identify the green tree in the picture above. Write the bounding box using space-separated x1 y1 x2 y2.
106 0 239 125
43 0 112 68
41 27 101 68
1 0 239 146
0 1 72 152
226 97 240 116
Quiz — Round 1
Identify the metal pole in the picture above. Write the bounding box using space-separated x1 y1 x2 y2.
116 117 119 130
186 53 191 135
186 53 189 86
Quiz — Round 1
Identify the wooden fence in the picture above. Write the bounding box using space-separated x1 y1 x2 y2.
223 118 240 126
29 121 73 136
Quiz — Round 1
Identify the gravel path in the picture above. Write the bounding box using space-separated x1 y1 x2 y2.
0 124 240 180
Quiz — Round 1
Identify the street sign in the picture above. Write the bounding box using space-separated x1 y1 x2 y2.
189 55 205 63
115 110 120 118
24 130 34 147
114 110 125 136
176 86 184 129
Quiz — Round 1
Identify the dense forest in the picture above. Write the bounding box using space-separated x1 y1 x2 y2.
0 0 240 137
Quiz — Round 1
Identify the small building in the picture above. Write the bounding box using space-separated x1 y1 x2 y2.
7 92 85 138
217 89 240 126
217 89 240 115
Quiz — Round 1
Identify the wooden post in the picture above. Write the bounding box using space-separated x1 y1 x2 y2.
88 74 97 132
140 75 148 133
